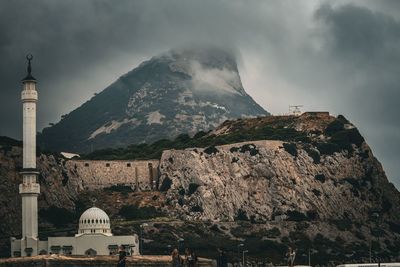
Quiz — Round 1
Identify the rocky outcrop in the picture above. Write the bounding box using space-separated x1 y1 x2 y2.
158 140 400 223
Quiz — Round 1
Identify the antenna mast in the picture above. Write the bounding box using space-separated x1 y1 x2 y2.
289 105 303 116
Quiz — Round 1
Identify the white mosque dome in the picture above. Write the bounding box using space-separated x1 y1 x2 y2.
77 207 112 236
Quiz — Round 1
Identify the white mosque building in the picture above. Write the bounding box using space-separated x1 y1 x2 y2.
10 55 140 257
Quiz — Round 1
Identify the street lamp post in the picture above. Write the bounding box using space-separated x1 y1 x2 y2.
178 238 185 255
140 223 149 255
237 244 244 264
242 250 248 267
372 213 381 267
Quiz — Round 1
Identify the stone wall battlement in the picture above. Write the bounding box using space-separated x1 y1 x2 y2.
65 160 160 191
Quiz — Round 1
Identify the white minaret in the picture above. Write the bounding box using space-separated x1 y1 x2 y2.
19 55 40 256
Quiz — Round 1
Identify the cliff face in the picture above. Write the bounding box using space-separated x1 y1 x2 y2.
157 113 400 223
159 140 399 222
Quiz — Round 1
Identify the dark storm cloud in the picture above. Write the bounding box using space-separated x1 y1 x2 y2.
0 0 399 189
312 3 400 189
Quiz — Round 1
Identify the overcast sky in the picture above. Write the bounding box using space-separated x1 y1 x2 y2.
0 0 399 189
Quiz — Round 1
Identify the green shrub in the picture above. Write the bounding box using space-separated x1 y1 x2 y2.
178 187 185 196
283 143 298 157
188 183 200 195
295 222 310 231
286 210 308 221
355 231 365 240
316 142 340 155
388 221 400 234
337 114 350 124
39 206 76 227
289 231 312 248
204 145 219 155
342 178 362 192
209 224 222 233
381 197 393 213
235 209 249 221
230 146 239 153
231 157 239 163
104 184 134 193
239 144 259 156
306 210 319 220
190 205 203 212
315 174 326 183
81 117 311 160
305 147 320 163
159 176 172 191
312 189 321 197
331 218 352 231
325 119 344 135
118 205 161 220
265 227 281 238
193 131 208 139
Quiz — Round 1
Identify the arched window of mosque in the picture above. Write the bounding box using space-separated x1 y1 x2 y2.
96 219 98 224
92 219 94 224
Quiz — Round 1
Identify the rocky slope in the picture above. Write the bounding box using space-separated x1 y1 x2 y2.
158 113 400 223
38 46 268 153
1 114 400 263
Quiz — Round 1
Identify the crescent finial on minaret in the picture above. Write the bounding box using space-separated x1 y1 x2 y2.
22 54 36 82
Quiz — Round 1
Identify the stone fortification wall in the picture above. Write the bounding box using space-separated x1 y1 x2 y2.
65 160 160 191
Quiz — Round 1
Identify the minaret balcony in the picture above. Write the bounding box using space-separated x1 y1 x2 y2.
19 183 40 194
21 90 38 101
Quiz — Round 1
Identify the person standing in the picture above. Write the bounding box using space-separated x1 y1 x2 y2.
117 245 127 267
172 248 183 267
185 248 191 266
286 247 296 267
188 249 198 267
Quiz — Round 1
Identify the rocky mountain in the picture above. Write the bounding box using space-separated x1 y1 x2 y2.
38 46 268 153
1 114 400 263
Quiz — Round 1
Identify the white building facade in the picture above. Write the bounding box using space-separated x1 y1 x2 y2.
11 56 139 257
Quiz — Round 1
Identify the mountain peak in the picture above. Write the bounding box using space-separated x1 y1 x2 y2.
39 47 268 153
